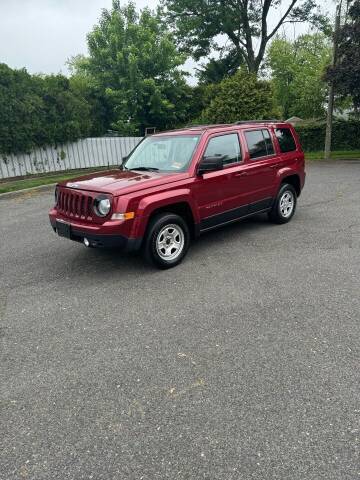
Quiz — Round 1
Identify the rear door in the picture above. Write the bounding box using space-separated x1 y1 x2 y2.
240 128 279 209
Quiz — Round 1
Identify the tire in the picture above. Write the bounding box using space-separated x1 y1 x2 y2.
268 183 297 224
142 213 190 269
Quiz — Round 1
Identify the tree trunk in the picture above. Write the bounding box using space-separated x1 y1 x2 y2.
325 2 342 161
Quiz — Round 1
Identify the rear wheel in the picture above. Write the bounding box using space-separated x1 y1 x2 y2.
142 213 190 269
269 183 297 224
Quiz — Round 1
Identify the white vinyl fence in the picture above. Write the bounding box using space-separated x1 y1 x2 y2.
0 137 143 180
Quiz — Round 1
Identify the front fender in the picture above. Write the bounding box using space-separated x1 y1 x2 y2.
131 189 198 237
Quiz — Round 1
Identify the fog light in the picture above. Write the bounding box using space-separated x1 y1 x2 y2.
84 238 90 247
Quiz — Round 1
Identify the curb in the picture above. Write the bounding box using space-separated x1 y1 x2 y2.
0 183 56 200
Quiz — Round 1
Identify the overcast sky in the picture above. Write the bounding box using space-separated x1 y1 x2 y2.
0 0 336 80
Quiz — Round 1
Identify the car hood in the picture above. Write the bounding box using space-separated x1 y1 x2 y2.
59 169 189 196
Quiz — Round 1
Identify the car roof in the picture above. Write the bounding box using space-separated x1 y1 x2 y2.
153 121 292 136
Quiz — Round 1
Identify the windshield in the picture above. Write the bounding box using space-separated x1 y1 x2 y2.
124 135 200 173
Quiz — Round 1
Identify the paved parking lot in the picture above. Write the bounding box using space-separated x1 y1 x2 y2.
1 161 359 480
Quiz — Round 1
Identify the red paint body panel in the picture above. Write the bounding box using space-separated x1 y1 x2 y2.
60 169 189 195
49 122 305 248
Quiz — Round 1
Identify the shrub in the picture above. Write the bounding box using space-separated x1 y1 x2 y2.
295 120 360 152
0 64 94 155
197 70 279 124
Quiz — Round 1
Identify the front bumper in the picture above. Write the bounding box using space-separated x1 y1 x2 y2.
49 217 142 252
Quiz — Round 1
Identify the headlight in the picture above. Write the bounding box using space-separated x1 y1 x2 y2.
94 197 111 217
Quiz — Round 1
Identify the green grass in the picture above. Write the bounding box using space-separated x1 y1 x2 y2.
0 167 113 194
305 150 360 160
1 151 360 194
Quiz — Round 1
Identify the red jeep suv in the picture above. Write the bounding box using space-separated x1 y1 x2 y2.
49 121 305 269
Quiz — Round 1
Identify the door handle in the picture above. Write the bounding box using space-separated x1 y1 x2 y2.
235 171 248 177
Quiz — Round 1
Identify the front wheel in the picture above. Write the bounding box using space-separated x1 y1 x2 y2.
142 213 190 269
268 183 297 224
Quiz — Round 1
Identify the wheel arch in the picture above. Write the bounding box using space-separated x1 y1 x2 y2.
279 173 301 197
136 191 199 239
147 202 197 238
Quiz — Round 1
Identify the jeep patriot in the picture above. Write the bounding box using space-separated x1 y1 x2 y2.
49 121 306 269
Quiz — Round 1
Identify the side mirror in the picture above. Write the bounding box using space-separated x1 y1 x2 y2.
119 155 128 170
198 155 226 175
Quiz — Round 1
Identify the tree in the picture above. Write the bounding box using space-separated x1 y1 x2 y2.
0 63 93 155
197 51 244 85
162 0 328 75
268 33 331 119
68 55 112 136
0 63 44 154
326 0 360 112
82 0 192 134
40 74 92 145
197 69 278 124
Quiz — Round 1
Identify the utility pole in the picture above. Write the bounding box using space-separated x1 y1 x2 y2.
324 1 342 161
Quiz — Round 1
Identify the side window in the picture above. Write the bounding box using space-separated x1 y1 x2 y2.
204 133 242 166
245 129 274 160
275 128 297 153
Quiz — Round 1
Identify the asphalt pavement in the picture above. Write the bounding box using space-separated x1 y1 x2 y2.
0 161 359 480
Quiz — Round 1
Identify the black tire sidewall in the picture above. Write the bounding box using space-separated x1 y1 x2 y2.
143 213 190 269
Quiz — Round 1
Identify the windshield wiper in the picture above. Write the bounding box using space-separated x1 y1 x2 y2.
131 166 160 172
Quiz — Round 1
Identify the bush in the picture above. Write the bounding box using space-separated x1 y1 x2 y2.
0 63 95 155
295 120 360 152
197 69 279 124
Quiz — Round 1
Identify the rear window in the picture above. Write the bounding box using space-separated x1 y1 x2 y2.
245 129 275 160
275 128 297 153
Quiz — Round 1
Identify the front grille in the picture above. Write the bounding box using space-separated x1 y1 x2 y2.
57 189 93 220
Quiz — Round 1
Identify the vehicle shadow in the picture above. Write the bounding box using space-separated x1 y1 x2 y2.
192 213 271 248
67 213 273 276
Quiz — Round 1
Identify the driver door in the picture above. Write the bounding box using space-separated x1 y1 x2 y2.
193 132 252 231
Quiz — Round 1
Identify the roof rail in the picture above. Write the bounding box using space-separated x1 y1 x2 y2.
163 120 284 134
186 124 211 129
184 123 234 129
235 119 281 125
